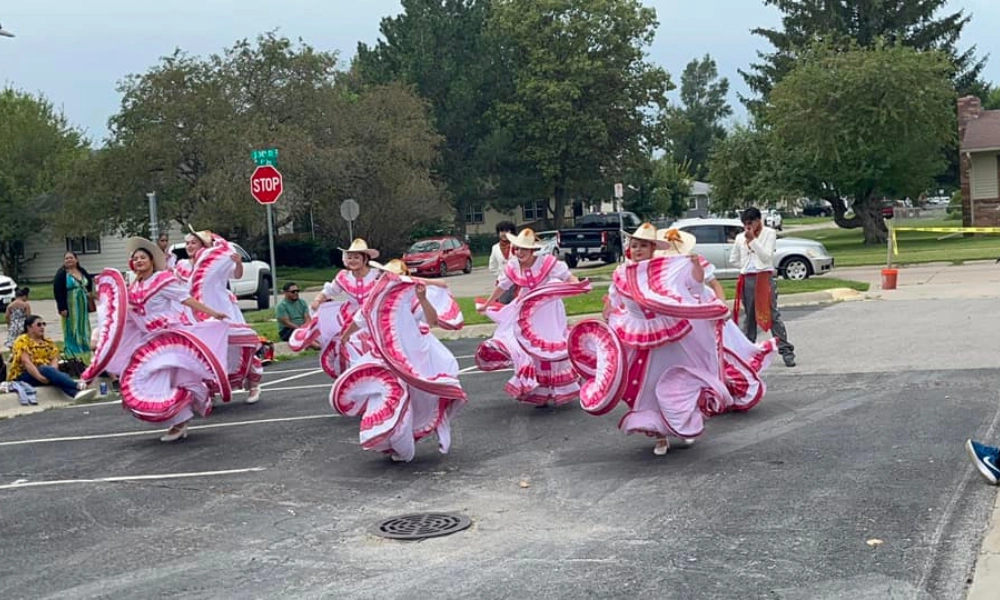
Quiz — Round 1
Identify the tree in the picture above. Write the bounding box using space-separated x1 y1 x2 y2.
63 34 448 253
648 157 692 219
354 0 504 233
983 86 1000 111
488 0 672 228
665 55 731 179
765 42 956 244
708 126 780 215
0 88 88 279
741 0 985 113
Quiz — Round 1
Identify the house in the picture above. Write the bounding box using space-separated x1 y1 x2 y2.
958 96 1000 227
684 181 712 219
461 181 713 237
462 200 581 237
19 224 186 283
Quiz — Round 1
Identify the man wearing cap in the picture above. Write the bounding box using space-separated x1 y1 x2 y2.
276 281 310 342
729 207 796 367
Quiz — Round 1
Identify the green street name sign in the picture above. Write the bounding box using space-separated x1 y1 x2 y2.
251 148 279 166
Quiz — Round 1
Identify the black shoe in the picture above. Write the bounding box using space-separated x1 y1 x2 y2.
783 354 796 368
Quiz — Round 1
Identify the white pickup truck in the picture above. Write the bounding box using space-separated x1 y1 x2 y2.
170 242 272 310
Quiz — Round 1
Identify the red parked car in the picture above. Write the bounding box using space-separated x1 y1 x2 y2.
403 236 473 277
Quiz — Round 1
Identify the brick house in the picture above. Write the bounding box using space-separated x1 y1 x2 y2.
958 96 1000 227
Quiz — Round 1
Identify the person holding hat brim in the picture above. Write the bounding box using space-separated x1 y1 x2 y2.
475 228 590 408
292 238 383 379
331 257 467 462
178 226 264 404
93 237 232 442
568 223 742 456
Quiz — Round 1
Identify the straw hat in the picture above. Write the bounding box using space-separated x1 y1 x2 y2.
505 228 545 250
126 237 167 271
186 225 214 248
370 259 410 277
624 223 673 249
655 228 696 256
338 238 380 259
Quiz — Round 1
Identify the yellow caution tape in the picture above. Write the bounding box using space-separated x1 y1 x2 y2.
890 226 1000 255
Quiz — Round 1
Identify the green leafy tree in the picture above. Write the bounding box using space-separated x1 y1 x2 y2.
354 0 505 232
0 88 88 279
741 0 985 113
665 55 731 180
983 86 1000 111
649 157 692 219
63 34 447 253
708 126 775 215
765 42 956 244
488 0 672 228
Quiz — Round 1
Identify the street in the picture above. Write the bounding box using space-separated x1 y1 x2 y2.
1 292 999 599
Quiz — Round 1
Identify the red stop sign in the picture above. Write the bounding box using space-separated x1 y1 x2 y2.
250 165 283 204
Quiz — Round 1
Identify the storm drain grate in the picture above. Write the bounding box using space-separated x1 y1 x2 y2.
372 512 472 541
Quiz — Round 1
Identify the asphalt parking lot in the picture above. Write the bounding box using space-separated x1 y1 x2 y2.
2 300 999 599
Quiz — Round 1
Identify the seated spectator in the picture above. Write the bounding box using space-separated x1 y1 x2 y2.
276 281 310 342
7 315 97 401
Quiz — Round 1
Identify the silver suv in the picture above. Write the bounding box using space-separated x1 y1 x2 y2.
670 218 834 280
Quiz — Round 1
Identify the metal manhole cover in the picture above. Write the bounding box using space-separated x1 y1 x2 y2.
372 512 471 540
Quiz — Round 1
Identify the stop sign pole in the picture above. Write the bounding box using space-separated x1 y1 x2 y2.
250 164 283 310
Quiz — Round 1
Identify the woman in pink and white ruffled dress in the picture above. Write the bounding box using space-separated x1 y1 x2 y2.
331 259 466 462
289 238 382 379
180 227 263 404
475 228 591 408
82 238 237 442
567 224 777 456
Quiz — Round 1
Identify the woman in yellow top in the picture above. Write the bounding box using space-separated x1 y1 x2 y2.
7 315 98 401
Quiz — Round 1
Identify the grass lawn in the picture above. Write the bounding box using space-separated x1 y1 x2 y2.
794 218 1000 267
454 276 868 326
783 216 833 226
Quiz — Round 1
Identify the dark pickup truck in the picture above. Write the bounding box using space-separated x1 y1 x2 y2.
557 211 641 268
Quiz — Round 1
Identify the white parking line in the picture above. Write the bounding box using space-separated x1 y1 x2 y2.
0 414 338 447
261 369 324 387
0 467 267 491
262 367 324 375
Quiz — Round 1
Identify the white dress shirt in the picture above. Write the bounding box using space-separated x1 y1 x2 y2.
488 242 510 276
728 226 777 274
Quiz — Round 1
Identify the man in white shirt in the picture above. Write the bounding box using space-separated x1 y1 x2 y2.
489 221 518 304
728 207 796 367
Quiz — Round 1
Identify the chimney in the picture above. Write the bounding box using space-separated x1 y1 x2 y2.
958 96 983 227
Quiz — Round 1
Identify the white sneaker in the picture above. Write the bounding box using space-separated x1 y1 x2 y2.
245 387 262 404
73 388 98 402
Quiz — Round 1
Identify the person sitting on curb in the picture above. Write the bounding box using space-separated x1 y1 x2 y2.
7 314 98 402
276 281 312 343
965 439 1000 485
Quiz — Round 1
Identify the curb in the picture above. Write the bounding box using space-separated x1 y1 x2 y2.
968 491 1000 599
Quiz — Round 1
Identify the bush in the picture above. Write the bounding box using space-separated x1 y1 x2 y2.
947 190 963 221
273 236 335 268
467 233 495 255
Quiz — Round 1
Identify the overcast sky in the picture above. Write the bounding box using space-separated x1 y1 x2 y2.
2 1 999 143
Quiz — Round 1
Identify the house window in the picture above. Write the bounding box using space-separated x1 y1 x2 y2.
66 236 101 255
522 200 548 222
465 203 484 224
688 197 698 210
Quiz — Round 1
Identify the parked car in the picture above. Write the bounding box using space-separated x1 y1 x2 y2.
0 273 17 310
403 236 473 277
670 217 834 281
801 200 833 217
764 209 783 231
535 230 561 258
557 211 642 268
170 242 273 309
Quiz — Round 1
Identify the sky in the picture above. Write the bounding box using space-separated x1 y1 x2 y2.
3 0 1000 143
